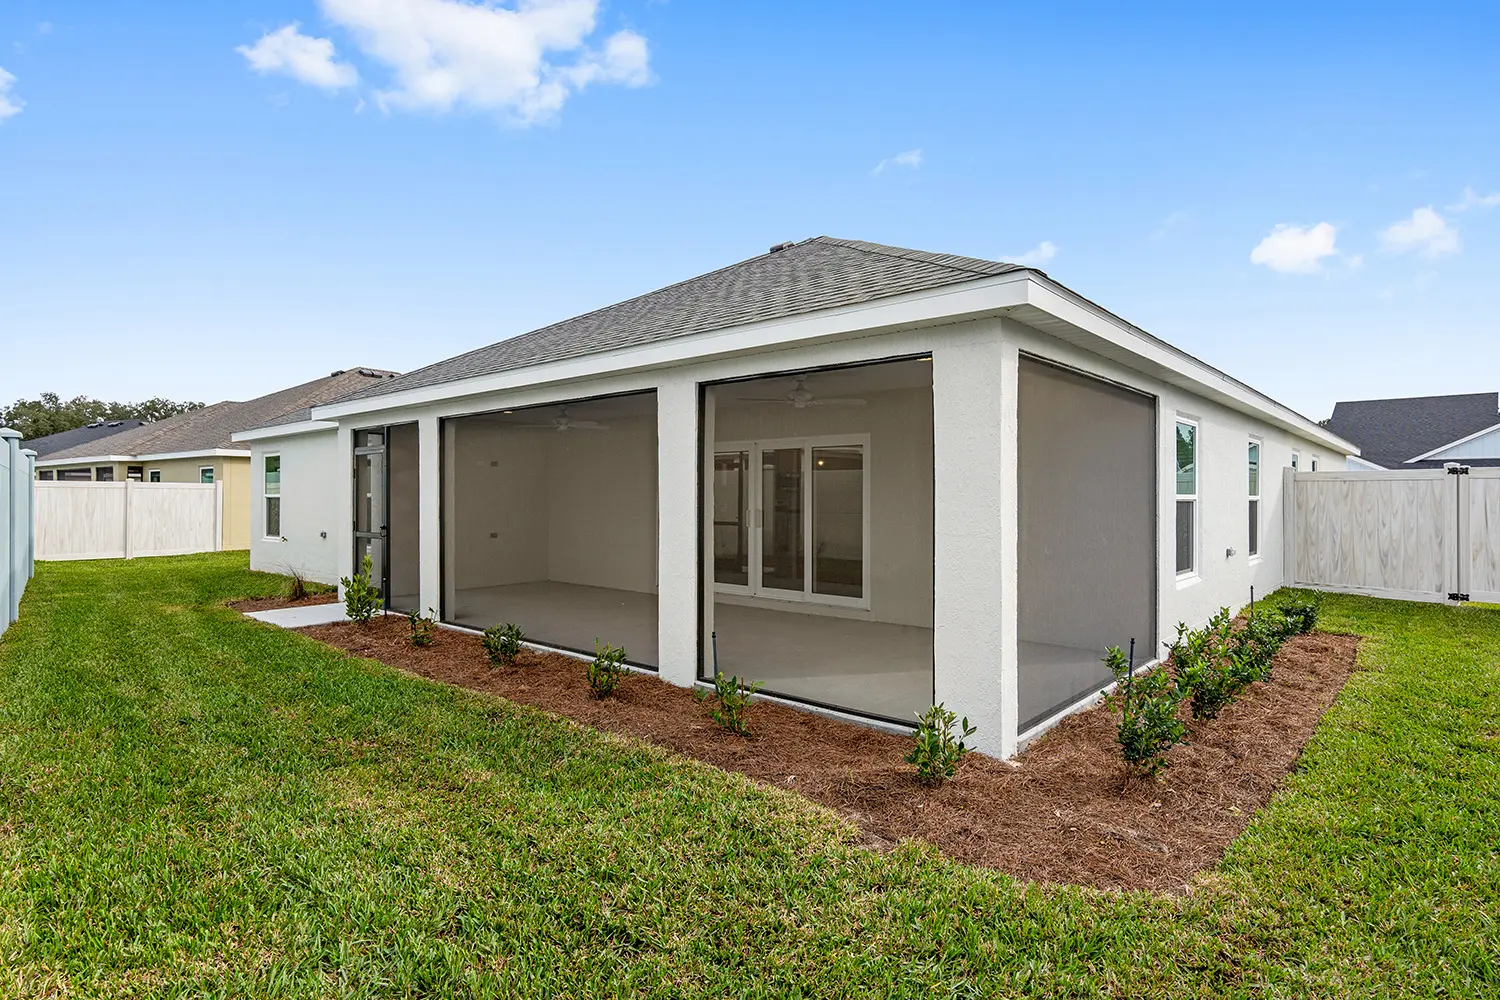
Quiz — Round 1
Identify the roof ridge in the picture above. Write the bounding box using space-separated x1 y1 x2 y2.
813 236 1022 278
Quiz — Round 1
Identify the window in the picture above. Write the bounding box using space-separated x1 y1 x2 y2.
95 466 114 482
1310 456 1320 472
264 454 281 539
38 470 54 481
1290 452 1299 471
1247 440 1261 557
58 468 91 482
148 469 161 483
1175 420 1197 576
126 465 143 482
713 436 869 606
199 466 214 484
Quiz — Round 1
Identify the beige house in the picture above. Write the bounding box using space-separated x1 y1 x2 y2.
33 368 396 550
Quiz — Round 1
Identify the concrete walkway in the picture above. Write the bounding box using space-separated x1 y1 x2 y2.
245 603 350 628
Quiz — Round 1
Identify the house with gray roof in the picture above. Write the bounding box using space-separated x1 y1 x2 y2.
38 367 397 549
1325 392 1500 469
22 419 148 460
234 236 1355 757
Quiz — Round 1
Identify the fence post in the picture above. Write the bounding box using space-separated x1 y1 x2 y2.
21 450 35 581
2 428 22 628
215 481 224 551
123 479 135 560
0 429 13 632
1282 466 1297 589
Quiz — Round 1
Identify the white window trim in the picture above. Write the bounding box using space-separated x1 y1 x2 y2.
263 452 282 541
147 469 162 483
199 465 214 484
1290 451 1300 472
1174 417 1199 580
713 433 872 611
1247 437 1262 561
1310 455 1320 472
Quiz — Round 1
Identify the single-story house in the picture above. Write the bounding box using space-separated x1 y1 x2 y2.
1325 392 1500 470
36 368 397 550
23 420 150 460
234 237 1356 756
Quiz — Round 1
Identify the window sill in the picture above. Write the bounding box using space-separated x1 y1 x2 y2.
1175 572 1202 590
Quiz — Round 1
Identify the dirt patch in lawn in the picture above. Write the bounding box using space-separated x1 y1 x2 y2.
298 617 1359 892
228 592 338 613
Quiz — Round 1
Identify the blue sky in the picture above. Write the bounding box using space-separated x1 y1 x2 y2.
1 1 1497 420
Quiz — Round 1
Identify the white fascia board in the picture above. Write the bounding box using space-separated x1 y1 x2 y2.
310 273 1034 421
1347 455 1387 471
1020 276 1358 454
35 454 134 467
1405 420 1500 462
232 420 339 443
135 448 252 462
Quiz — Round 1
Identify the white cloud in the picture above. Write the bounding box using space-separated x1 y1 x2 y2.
1380 207 1460 258
1447 186 1500 212
1249 222 1339 274
1151 209 1192 240
303 0 652 122
0 66 22 121
872 148 922 176
237 23 358 90
1007 240 1058 266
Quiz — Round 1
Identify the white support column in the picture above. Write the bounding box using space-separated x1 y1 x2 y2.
931 329 1018 758
700 386 717 681
21 450 35 580
2 428 19 626
418 415 442 617
335 423 355 595
657 375 700 687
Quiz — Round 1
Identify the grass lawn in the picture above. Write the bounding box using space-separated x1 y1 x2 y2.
0 554 1496 998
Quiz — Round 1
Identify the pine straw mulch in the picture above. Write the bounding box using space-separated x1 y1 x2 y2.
293 615 1360 892
227 592 339 614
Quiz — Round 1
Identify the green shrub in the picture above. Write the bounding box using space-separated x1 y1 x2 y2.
709 671 763 736
339 555 381 625
482 622 525 666
588 639 628 699
1277 595 1320 634
1171 609 1239 721
407 608 436 648
905 704 977 787
284 569 310 602
1103 645 1186 775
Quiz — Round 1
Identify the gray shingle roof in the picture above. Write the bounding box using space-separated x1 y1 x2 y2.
42 368 399 461
21 420 148 458
331 237 1028 405
1326 392 1499 467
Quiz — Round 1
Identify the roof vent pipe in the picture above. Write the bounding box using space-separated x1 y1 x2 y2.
768 241 795 253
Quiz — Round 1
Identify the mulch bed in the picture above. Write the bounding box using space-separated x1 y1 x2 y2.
295 616 1360 892
228 593 339 613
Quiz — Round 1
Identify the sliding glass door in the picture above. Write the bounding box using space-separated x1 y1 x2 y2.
713 436 869 608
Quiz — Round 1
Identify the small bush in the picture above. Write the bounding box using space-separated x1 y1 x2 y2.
407 608 436 647
1103 646 1186 775
905 704 977 787
285 570 310 602
588 639 627 699
340 555 381 625
709 671 763 736
1171 610 1239 721
1277 595 1320 635
482 622 525 666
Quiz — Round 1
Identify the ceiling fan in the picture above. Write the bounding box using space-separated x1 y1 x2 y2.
740 374 866 409
513 406 610 431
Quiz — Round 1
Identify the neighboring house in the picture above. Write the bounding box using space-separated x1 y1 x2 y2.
235 236 1355 757
1325 392 1500 470
37 368 398 550
23 419 148 460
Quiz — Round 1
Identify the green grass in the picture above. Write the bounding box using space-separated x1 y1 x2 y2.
0 554 1496 997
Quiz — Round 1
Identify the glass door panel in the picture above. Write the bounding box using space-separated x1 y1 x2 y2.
760 448 804 593
713 452 749 586
353 429 387 600
812 446 863 598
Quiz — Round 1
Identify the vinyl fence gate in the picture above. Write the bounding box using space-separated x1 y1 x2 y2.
1284 465 1500 604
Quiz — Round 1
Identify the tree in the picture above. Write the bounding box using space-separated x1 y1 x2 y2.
0 393 205 440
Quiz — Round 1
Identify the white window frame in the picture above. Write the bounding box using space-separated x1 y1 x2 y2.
263 452 282 541
147 469 162 483
199 465 214 484
1290 451 1300 472
1247 437 1261 560
1174 418 1199 579
713 433 872 610
1310 455 1320 472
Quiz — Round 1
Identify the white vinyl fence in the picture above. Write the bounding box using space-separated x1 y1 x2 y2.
1 428 38 635
1284 465 1500 604
35 481 223 561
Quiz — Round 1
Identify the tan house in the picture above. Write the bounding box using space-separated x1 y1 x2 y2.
33 368 396 550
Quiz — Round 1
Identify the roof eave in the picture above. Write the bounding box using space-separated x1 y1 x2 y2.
233 420 339 442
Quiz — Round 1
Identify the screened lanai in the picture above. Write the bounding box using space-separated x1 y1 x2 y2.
702 357 934 724
442 392 659 666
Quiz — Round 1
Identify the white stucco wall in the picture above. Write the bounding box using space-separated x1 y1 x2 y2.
248 430 342 585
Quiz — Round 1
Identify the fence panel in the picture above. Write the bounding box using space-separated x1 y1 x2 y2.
1461 469 1500 604
36 481 221 561
1284 468 1457 603
2 430 37 634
